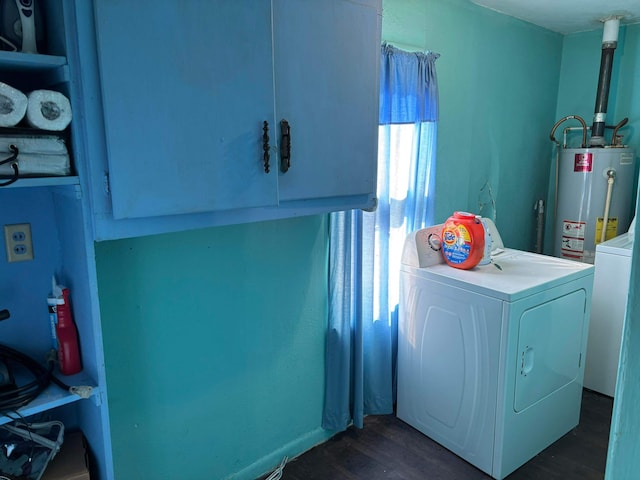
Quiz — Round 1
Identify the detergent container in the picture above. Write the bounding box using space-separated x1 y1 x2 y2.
441 212 485 269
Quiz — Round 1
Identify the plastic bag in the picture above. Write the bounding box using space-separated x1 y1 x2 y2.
0 421 64 480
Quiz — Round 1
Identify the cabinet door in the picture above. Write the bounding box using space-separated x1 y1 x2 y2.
94 0 277 219
273 0 380 202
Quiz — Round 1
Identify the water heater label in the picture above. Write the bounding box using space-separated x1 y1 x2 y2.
595 217 618 244
562 220 586 239
620 153 634 165
574 153 593 172
561 237 584 250
561 220 585 258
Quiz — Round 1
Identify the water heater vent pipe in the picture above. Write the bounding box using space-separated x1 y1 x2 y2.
590 16 622 146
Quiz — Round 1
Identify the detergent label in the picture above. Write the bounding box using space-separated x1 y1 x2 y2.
574 153 593 172
442 225 471 264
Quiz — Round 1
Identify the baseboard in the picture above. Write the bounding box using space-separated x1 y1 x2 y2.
225 427 335 480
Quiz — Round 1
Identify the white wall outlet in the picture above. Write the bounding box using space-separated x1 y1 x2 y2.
4 223 34 262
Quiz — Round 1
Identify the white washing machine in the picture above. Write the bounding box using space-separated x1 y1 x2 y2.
584 231 633 397
397 223 594 479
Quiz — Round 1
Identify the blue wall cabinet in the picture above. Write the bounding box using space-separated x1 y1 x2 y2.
75 0 382 241
92 1 278 220
273 0 380 203
0 1 113 478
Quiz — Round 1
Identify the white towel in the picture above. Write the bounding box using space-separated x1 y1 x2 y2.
0 135 70 177
26 90 72 131
0 82 27 127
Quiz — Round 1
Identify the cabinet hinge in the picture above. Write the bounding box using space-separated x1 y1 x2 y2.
103 172 110 195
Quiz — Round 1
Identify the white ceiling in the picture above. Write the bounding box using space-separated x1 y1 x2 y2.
470 0 640 35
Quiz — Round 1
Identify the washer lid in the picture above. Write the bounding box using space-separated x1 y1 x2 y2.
403 249 594 301
596 232 633 256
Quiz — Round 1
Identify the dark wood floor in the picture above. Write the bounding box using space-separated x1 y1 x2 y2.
263 389 613 480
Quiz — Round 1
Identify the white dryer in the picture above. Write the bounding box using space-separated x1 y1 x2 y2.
397 224 594 479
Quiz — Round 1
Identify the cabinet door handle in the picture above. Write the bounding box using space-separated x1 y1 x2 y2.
262 121 270 173
280 119 291 173
0 145 19 187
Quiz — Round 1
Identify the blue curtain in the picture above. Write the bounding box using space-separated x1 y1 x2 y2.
323 44 439 430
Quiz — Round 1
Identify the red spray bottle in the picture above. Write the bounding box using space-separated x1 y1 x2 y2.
51 279 82 375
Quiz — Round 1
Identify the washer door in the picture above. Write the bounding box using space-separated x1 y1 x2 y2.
514 289 587 412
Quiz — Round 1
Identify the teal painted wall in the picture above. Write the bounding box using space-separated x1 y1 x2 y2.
95 216 332 479
382 0 563 250
556 24 640 145
94 2 640 480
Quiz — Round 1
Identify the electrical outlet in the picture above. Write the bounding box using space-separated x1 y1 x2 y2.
4 223 33 262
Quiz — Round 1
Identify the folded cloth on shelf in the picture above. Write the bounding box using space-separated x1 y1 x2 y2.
0 135 71 178
26 90 72 131
0 82 28 127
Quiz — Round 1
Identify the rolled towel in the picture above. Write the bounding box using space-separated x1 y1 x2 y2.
0 82 27 127
26 90 72 131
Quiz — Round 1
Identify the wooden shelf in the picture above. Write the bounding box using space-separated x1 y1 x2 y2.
0 371 99 427
1 176 80 189
0 51 66 71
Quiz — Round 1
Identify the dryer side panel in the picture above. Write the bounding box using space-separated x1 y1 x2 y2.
397 270 503 475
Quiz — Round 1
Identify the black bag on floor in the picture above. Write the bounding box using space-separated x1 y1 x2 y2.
0 421 64 480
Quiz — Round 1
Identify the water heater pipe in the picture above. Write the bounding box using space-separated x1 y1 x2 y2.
550 115 587 148
563 117 629 147
534 199 544 254
611 117 629 146
600 169 616 243
590 17 621 146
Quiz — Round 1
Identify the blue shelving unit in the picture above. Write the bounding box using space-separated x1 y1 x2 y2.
0 1 113 478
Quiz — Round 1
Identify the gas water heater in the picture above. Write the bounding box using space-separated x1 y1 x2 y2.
550 17 636 263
